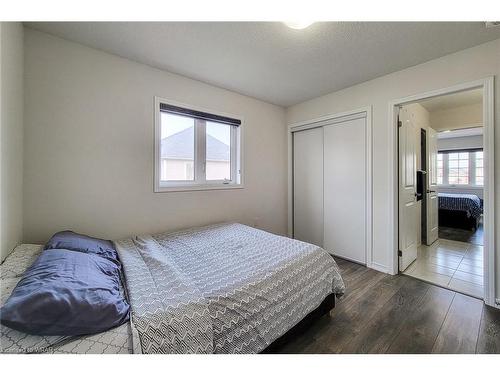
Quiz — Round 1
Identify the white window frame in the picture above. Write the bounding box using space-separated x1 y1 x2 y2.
154 97 243 193
437 149 483 188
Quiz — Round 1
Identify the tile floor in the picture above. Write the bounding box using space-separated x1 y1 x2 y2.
402 238 484 299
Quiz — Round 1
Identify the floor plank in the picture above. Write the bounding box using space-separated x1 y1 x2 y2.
320 274 408 353
432 293 483 353
339 276 430 353
386 285 454 353
476 305 500 353
276 263 388 354
337 267 387 308
270 258 500 354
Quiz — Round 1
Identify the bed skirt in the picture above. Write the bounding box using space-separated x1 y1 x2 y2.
439 209 479 231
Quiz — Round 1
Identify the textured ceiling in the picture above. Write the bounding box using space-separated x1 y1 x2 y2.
420 88 483 112
25 22 500 107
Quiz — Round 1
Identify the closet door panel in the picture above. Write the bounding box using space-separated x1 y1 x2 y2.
293 128 324 247
323 118 366 263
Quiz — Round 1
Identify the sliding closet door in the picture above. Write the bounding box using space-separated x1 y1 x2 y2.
293 127 324 247
323 117 366 263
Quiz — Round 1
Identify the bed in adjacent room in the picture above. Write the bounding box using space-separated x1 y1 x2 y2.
438 193 483 231
0 223 345 354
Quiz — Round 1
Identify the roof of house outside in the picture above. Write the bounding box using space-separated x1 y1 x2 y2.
161 127 230 161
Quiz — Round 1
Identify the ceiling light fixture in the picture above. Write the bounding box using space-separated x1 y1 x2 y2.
284 21 314 30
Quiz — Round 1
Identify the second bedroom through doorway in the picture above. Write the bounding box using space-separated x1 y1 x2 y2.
399 88 485 299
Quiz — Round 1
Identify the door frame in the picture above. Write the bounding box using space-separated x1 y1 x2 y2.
389 77 495 306
287 106 374 268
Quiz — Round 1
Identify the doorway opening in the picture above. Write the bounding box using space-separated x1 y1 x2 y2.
392 78 495 305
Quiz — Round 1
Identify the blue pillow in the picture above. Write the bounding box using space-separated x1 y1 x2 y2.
0 249 130 336
44 231 117 261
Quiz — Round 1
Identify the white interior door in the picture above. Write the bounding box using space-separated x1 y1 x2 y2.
426 127 439 245
323 117 366 263
398 107 418 271
293 127 324 246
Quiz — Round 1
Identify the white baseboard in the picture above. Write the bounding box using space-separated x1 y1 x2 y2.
368 262 391 274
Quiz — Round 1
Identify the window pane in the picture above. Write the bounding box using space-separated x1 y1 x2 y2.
449 153 459 160
459 152 469 159
474 151 483 186
206 121 231 181
437 153 444 185
476 167 484 185
449 160 458 168
160 113 195 181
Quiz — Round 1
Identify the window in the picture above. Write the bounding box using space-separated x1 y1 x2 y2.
475 151 483 186
437 149 483 186
155 98 242 192
437 153 444 185
448 152 469 185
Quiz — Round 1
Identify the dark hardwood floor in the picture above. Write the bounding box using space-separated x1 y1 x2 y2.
439 221 484 245
272 257 500 354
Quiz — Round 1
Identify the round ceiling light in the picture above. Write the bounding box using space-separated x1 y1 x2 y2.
284 21 314 30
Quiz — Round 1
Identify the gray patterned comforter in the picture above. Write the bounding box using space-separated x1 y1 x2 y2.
1 223 344 354
116 223 345 354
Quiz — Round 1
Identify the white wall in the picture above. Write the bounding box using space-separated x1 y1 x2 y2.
23 29 287 243
286 38 500 295
0 23 24 261
438 135 483 150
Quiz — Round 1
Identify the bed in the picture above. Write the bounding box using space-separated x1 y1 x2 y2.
0 223 345 354
438 193 483 231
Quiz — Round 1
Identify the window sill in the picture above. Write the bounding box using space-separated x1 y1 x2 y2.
438 185 484 189
154 184 244 193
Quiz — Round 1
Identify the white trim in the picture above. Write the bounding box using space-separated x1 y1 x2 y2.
370 262 390 274
438 185 483 190
156 184 244 193
153 96 244 193
389 77 496 307
287 106 373 269
483 77 495 307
